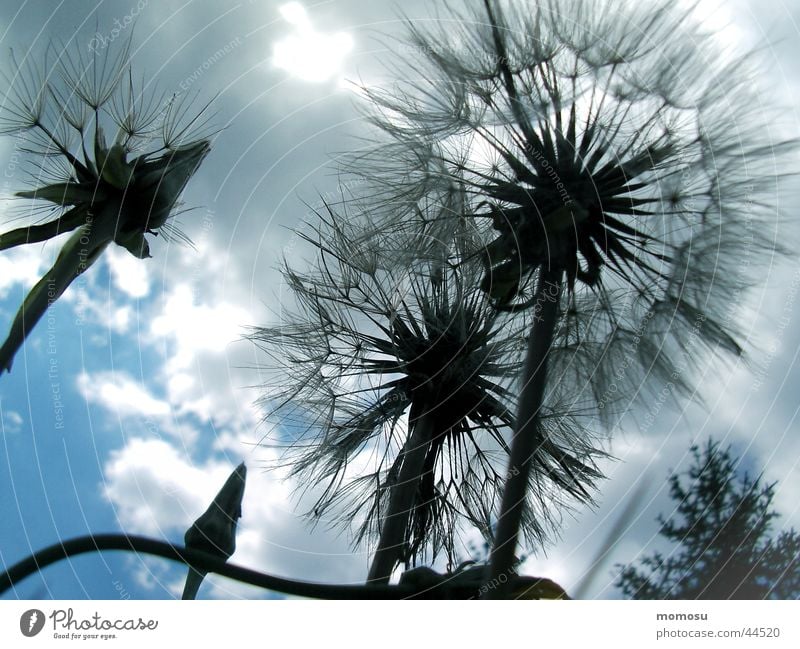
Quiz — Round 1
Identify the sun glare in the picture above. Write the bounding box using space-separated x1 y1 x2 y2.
272 2 353 83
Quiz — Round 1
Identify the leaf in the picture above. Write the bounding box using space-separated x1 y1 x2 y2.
99 143 134 189
115 230 151 259
16 182 104 206
0 205 89 251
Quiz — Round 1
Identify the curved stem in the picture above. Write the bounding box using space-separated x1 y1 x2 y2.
0 534 417 599
486 267 562 598
367 411 435 584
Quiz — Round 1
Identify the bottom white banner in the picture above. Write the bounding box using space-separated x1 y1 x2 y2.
0 600 797 648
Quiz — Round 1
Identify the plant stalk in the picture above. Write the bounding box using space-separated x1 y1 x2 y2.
0 534 418 599
367 410 435 584
486 267 562 598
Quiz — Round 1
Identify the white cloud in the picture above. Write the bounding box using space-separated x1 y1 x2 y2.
60 232 265 449
0 244 47 298
76 369 204 447
102 435 368 599
67 286 134 334
103 438 208 536
684 0 749 48
150 283 251 371
272 2 354 83
105 246 150 299
1 404 23 434
142 277 262 438
78 370 171 419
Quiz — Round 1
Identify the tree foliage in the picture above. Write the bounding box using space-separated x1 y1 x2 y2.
617 440 800 599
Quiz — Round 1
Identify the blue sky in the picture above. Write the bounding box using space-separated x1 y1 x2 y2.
1 0 800 600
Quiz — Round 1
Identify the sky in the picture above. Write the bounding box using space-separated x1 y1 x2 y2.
0 0 799 600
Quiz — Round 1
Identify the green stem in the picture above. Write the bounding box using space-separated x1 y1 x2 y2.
0 534 420 599
486 267 562 598
367 411 435 584
181 567 207 600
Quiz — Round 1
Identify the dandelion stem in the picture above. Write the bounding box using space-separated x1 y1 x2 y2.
367 411 435 584
486 267 562 598
482 0 541 166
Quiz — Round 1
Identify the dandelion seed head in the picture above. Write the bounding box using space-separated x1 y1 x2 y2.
252 205 604 564
340 0 796 431
0 35 213 254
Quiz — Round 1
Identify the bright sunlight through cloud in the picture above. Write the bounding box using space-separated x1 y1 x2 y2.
272 2 353 83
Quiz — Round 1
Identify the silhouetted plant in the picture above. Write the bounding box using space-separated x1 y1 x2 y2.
0 36 212 373
249 202 604 583
182 463 247 600
341 0 795 594
617 440 800 599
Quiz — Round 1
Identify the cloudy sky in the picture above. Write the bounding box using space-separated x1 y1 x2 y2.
0 0 799 600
